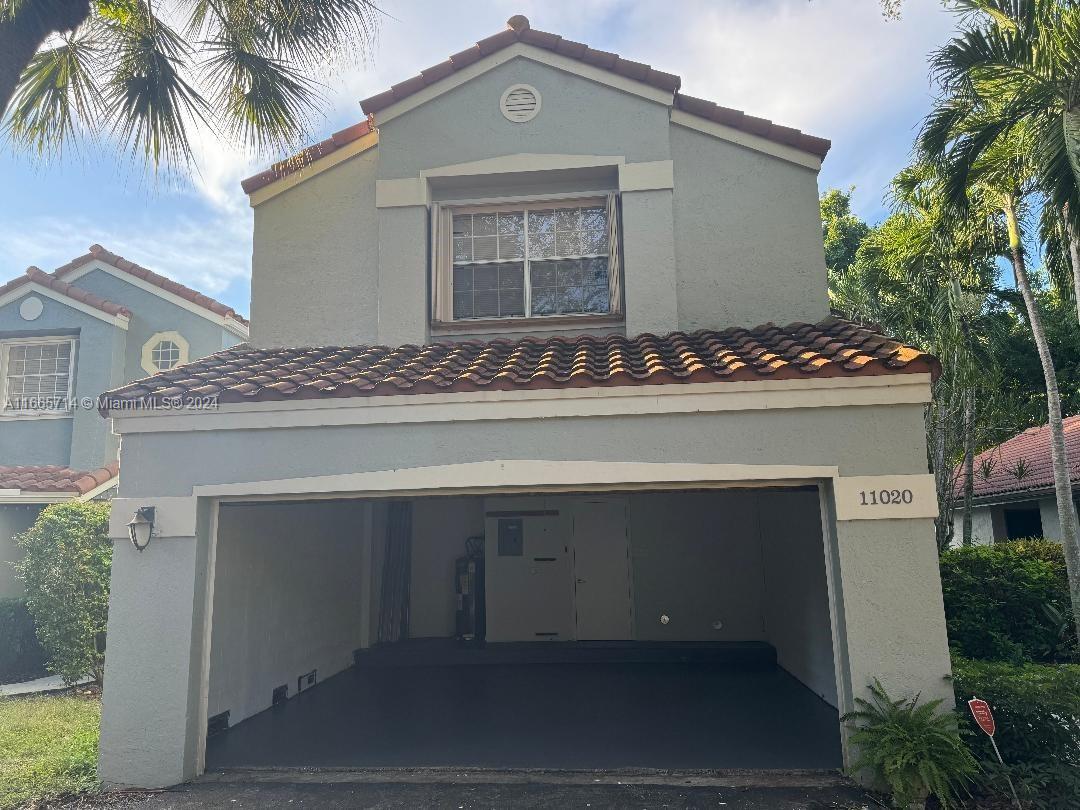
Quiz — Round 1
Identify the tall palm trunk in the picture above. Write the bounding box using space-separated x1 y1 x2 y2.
931 397 954 551
962 387 975 546
1004 194 1080 640
1063 111 1080 323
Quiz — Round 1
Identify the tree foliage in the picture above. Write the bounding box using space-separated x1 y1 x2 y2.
14 501 112 685
821 188 871 274
0 0 381 170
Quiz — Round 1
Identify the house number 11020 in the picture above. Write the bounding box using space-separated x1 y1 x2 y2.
859 489 914 506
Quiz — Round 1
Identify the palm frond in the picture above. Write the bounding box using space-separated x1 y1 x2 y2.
2 28 103 155
202 30 320 153
101 4 211 169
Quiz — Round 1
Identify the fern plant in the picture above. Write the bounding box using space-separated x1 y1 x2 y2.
842 679 977 809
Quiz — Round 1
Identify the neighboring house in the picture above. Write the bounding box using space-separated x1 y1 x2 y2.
0 246 248 597
97 17 952 789
952 416 1080 544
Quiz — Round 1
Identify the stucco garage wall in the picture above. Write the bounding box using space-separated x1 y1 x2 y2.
670 124 829 331
409 496 484 639
0 504 42 598
207 500 368 727
116 403 930 500
628 490 764 642
249 147 380 349
757 488 836 706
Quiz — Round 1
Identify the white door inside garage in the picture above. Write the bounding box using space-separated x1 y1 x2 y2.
484 496 633 642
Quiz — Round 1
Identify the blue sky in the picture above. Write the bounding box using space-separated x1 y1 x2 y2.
0 0 958 318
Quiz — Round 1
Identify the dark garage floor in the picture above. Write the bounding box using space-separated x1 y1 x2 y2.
205 661 842 771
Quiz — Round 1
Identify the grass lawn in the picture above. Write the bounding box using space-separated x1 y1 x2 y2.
0 694 100 809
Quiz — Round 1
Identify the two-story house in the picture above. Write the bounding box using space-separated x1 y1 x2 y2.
0 246 248 597
96 17 953 789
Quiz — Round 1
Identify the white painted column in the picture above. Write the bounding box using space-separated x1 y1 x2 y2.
99 497 213 788
820 477 954 777
620 188 678 336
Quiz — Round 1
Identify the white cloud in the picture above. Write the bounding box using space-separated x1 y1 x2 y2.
2 1 962 307
0 211 251 300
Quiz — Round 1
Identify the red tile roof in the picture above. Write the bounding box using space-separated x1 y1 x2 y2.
0 266 132 319
99 317 935 414
54 245 249 328
240 120 374 194
958 416 1080 501
242 16 830 195
0 461 119 496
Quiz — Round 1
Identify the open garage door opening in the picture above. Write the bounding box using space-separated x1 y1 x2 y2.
203 486 843 771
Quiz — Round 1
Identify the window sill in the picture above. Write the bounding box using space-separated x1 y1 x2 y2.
431 313 624 336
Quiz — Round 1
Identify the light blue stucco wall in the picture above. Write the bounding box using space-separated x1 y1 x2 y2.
0 293 125 469
72 269 243 382
1 271 243 472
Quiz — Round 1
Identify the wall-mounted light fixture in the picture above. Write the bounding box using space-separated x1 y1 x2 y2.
127 507 156 551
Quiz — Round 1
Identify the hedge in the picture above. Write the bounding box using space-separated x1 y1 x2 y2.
952 656 1080 809
939 539 1074 663
0 597 47 683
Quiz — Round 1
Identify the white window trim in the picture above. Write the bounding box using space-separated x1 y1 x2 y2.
447 196 614 323
141 331 190 375
0 336 77 418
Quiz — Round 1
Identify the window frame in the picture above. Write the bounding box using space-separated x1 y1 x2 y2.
140 331 190 375
448 196 614 323
0 336 77 417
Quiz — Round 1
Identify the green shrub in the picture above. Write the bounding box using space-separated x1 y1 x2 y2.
952 656 1080 808
14 502 112 685
0 598 47 683
843 679 977 808
939 539 1074 663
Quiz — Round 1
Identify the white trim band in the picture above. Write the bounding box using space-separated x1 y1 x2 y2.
107 373 933 434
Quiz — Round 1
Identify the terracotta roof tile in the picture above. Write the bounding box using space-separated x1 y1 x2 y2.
957 416 1080 501
0 461 119 495
240 119 375 195
99 317 936 414
0 266 132 318
54 245 249 327
244 16 828 197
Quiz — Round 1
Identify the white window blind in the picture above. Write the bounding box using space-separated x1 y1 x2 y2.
430 195 622 323
1 339 74 412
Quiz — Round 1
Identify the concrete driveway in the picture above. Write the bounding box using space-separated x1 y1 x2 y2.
78 769 875 810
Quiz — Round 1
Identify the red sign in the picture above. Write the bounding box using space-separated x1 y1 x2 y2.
969 698 996 736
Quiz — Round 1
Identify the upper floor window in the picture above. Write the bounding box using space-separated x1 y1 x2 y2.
141 331 190 375
0 338 74 413
431 194 622 324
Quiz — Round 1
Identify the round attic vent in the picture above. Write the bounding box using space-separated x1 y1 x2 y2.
500 84 541 123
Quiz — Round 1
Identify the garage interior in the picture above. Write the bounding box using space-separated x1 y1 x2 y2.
202 487 843 771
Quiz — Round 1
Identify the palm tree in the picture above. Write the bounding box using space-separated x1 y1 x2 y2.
924 115 1080 635
830 165 1003 549
923 0 1080 319
1 0 380 168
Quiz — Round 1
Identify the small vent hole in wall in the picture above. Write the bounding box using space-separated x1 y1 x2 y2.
500 84 541 123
